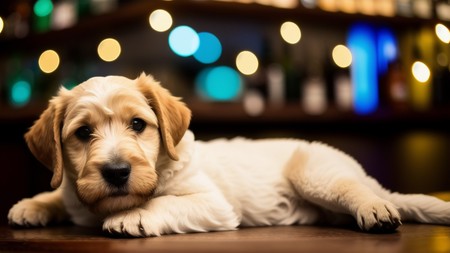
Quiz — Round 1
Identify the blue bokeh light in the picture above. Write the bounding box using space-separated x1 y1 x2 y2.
194 32 222 64
348 23 378 115
168 26 200 57
377 28 398 75
11 80 31 107
196 66 242 101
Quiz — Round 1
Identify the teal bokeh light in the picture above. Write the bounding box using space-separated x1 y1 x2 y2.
11 80 31 107
194 32 222 64
196 66 242 101
168 26 200 57
34 0 53 17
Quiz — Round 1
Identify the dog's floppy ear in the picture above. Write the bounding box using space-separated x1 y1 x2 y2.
136 73 191 161
24 92 66 189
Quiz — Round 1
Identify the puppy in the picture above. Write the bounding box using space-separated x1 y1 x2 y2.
8 73 450 237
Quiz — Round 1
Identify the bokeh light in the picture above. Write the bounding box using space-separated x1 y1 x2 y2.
272 0 298 8
169 26 200 57
377 28 398 74
302 78 327 115
11 80 31 107
196 66 242 101
194 32 222 64
318 0 338 12
301 0 316 8
348 23 378 115
280 21 301 44
437 52 448 67
435 23 450 44
34 0 53 17
0 17 4 34
243 90 265 117
332 45 352 68
149 9 172 32
412 61 431 83
97 38 121 62
236 50 259 75
338 0 357 14
38 49 60 73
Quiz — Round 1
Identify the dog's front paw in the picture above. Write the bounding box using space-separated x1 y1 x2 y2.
103 209 159 237
356 199 402 233
8 199 53 227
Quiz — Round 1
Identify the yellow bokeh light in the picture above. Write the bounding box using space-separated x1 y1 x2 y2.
0 17 4 34
149 9 173 32
97 38 121 62
236 51 259 75
332 44 352 68
435 23 450 44
318 0 338 12
38 50 60 74
280 21 301 44
337 0 357 14
376 0 396 17
412 61 431 83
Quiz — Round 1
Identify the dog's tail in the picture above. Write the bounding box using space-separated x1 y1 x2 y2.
385 191 450 225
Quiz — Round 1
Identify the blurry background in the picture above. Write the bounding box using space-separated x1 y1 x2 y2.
1 0 450 225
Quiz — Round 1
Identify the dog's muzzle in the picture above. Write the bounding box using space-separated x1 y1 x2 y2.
101 162 131 188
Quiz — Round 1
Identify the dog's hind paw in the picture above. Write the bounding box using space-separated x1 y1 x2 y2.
356 199 402 233
8 199 52 227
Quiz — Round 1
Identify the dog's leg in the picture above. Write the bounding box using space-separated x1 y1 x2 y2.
286 142 401 232
373 184 450 225
8 188 68 227
103 191 239 237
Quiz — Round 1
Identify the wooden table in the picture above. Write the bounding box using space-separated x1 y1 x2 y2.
1 224 449 253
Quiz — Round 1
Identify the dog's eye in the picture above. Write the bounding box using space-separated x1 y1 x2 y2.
131 118 146 133
75 126 92 141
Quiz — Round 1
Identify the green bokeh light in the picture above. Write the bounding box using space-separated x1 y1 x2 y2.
34 0 53 17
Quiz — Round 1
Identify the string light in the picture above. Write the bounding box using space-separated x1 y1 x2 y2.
97 38 121 62
236 51 259 75
332 45 352 68
11 80 32 107
169 26 199 57
34 0 54 17
196 66 242 101
38 49 60 73
0 17 4 34
435 23 450 44
280 21 301 44
412 61 431 83
149 9 173 32
194 32 222 64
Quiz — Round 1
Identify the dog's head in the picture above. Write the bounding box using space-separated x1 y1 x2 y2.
25 73 191 214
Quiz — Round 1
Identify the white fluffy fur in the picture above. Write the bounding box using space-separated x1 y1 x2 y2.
8 75 450 237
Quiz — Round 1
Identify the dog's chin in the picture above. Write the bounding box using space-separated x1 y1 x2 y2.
88 194 149 215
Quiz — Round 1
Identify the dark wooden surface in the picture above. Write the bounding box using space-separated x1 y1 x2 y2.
1 224 450 253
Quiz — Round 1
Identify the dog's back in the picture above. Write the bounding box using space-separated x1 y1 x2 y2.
195 137 321 226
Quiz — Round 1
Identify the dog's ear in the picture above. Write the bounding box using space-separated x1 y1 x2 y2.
24 91 67 189
136 73 191 161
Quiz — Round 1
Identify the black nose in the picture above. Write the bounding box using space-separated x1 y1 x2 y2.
101 162 131 188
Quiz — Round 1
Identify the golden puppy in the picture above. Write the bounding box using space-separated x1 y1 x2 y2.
8 73 450 236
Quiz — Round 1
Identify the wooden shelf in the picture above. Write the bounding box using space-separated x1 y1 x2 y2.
3 100 450 127
0 0 446 55
1 0 448 128
187 100 450 125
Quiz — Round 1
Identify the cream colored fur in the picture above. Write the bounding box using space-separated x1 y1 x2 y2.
8 74 450 236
